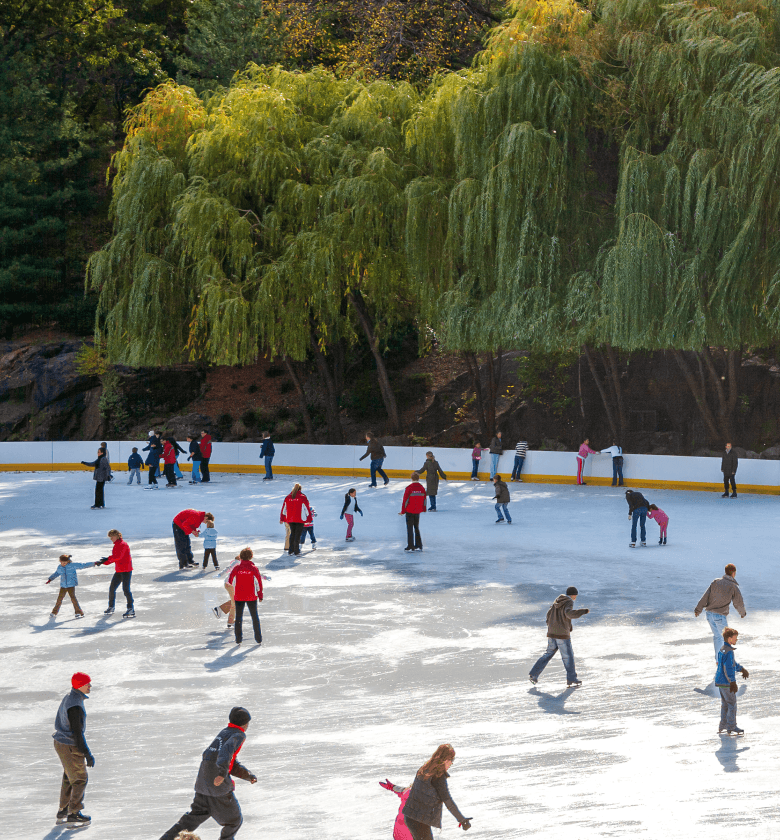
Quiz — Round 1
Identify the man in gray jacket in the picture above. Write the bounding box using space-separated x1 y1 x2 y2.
160 707 257 840
529 587 590 687
695 564 746 658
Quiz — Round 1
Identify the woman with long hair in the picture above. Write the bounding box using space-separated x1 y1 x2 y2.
401 744 472 839
280 483 311 556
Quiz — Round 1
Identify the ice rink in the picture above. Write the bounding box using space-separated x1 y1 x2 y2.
3 470 779 839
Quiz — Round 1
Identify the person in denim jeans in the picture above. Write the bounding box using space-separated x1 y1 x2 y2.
488 432 503 479
529 587 590 687
259 432 275 480
491 475 512 523
511 440 527 481
714 627 749 734
695 564 746 658
187 435 202 483
625 488 649 547
359 433 389 487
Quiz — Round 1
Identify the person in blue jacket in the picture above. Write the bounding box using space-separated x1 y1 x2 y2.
715 627 749 735
143 430 162 488
127 448 144 485
260 432 275 480
45 554 96 618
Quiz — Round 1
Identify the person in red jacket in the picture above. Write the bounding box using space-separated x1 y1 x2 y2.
200 429 213 483
228 548 263 645
173 509 210 569
162 438 178 487
399 473 426 551
96 529 135 617
280 484 311 556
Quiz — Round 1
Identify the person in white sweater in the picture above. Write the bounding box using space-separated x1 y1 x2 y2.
601 443 624 486
511 440 528 482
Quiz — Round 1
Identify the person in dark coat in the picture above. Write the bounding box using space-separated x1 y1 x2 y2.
200 429 213 482
259 432 275 480
80 447 110 509
416 451 447 511
402 743 471 839
625 488 650 547
187 434 203 484
529 587 590 686
491 475 512 523
159 707 257 840
359 432 389 487
143 430 162 488
721 443 738 498
52 672 94 826
488 432 503 479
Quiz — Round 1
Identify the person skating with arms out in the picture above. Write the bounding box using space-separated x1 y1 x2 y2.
379 779 413 840
399 472 426 551
340 488 363 542
491 474 512 523
694 563 746 658
52 672 95 827
529 586 590 687
159 707 257 840
360 431 389 487
95 528 135 617
46 554 94 619
715 627 749 735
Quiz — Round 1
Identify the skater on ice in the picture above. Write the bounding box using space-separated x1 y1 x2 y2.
360 432 389 487
215 554 240 628
401 743 472 838
199 429 213 482
488 431 503 479
491 474 512 523
46 554 93 619
299 501 317 550
400 472 426 551
625 488 650 547
80 445 110 509
95 528 134 617
340 488 363 541
143 429 163 488
721 442 738 498
647 503 669 545
715 627 749 735
159 706 257 840
280 483 311 556
172 508 210 569
187 434 203 484
416 451 447 511
202 515 219 569
469 441 484 480
228 548 264 646
379 778 412 840
529 586 589 687
52 672 95 827
127 446 143 484
259 431 275 480
694 563 746 657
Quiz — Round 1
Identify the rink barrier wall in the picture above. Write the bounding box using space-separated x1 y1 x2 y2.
0 441 779 494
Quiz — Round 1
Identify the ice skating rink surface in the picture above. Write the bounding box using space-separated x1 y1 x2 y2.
2 472 779 839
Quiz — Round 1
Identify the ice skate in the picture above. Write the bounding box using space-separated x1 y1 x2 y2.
56 808 68 824
629 542 636 547
567 680 583 687
122 608 135 618
103 606 114 615
212 607 221 618
640 542 646 546
728 727 744 735
66 811 91 825
528 675 538 685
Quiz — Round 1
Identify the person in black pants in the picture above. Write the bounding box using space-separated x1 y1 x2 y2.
228 548 264 645
143 431 162 487
402 744 472 839
721 442 738 498
80 447 110 509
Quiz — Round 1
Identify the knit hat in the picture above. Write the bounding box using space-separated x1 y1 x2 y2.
229 706 251 727
71 672 91 689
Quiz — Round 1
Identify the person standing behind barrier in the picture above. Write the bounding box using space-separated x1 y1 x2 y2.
402 744 472 839
694 564 746 658
488 432 503 479
259 431 275 480
200 430 213 482
400 473 426 551
511 439 527 481
127 447 143 484
280 483 311 556
340 488 362 542
601 442 624 486
721 442 738 498
360 432 389 487
143 430 162 489
173 509 209 569
576 438 598 485
625 488 649 547
417 451 447 511
52 672 95 827
95 529 134 618
187 434 202 484
470 442 484 480
80 446 110 509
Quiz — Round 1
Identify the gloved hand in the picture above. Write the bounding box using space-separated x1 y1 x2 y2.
45 579 51 584
85 753 95 768
729 681 738 693
379 779 394 791
359 511 363 516
340 514 344 520
249 775 258 784
460 818 472 831
741 668 749 679
583 608 590 614
694 609 701 617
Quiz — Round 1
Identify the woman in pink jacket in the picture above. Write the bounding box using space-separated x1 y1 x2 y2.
576 439 598 485
379 779 413 840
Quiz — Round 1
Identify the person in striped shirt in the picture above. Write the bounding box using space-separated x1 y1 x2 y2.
511 440 528 482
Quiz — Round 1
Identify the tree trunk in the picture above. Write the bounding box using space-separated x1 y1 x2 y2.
309 333 344 444
584 345 618 442
673 349 721 444
283 356 315 444
485 348 504 435
699 346 742 442
604 344 627 440
463 351 489 441
349 288 401 434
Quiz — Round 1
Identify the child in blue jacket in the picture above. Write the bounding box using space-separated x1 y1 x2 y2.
202 515 219 569
127 448 144 485
45 555 96 618
715 627 749 735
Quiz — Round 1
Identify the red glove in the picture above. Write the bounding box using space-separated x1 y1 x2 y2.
379 779 395 791
45 579 51 584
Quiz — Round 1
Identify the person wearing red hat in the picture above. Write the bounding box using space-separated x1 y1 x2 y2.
159 706 256 840
52 673 94 827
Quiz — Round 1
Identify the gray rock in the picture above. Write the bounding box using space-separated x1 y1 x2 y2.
541 438 567 451
164 414 214 439
759 445 780 460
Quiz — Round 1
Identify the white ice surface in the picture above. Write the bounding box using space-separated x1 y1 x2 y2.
2 473 779 839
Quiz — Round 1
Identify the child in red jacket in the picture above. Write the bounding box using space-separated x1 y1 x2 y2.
227 548 263 645
96 529 134 618
399 473 426 551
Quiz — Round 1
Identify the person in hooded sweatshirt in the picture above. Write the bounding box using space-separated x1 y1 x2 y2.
528 586 590 687
159 707 257 840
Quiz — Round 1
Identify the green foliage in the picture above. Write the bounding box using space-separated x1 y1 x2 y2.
98 369 130 434
74 341 109 376
517 350 577 417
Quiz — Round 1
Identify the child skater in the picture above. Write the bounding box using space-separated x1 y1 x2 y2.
202 515 219 569
340 488 363 542
95 529 134 618
45 555 95 619
715 627 749 735
379 779 413 840
647 504 669 545
300 503 317 551
127 447 143 484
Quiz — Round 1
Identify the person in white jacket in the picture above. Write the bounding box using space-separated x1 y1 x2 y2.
212 556 270 629
601 443 624 486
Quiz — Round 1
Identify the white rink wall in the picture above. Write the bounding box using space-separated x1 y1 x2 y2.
1 440 779 490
